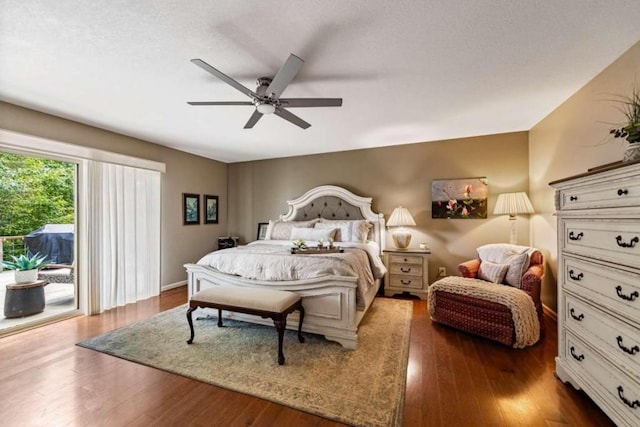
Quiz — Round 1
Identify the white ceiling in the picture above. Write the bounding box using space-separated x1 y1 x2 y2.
1 1 639 163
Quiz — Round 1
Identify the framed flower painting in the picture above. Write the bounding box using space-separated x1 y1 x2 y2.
431 177 488 219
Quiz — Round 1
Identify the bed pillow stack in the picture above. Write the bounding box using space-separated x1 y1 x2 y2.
264 219 319 240
290 227 337 242
314 219 372 243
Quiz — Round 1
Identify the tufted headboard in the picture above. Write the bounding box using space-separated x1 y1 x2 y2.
279 185 386 252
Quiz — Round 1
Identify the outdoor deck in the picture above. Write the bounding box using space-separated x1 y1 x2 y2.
0 269 76 333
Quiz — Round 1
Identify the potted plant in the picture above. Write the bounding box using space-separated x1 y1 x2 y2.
1 253 50 284
610 86 640 162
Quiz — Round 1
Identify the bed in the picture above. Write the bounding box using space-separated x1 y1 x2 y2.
184 185 386 349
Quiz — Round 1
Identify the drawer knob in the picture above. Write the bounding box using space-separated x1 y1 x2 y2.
616 336 640 355
401 279 411 285
617 386 640 409
404 258 408 262
616 285 639 302
568 231 583 241
570 346 585 361
569 308 584 321
616 235 639 248
569 195 578 201
400 267 411 273
568 270 583 281
617 188 629 196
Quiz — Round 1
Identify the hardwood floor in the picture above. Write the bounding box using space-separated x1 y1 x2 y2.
0 287 614 427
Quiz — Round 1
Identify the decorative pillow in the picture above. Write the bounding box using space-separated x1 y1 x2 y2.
477 260 509 284
265 219 319 240
477 243 533 288
316 219 372 242
290 227 337 242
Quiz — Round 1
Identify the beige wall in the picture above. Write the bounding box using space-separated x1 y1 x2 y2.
0 101 228 287
529 41 640 312
228 132 530 283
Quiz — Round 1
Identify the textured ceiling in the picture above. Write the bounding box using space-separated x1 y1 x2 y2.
1 1 639 163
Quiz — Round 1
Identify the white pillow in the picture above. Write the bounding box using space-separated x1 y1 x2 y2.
265 219 319 240
478 260 509 284
476 244 533 288
290 227 337 242
315 219 372 242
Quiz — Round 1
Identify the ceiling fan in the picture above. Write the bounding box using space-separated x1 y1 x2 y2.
188 54 342 129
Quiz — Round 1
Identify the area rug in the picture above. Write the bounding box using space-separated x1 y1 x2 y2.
78 297 412 427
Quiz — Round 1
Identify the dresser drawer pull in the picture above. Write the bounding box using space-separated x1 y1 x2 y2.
616 235 639 248
569 308 584 321
569 195 578 201
400 267 411 273
568 231 583 241
616 336 640 355
404 258 408 262
617 188 629 196
570 346 584 361
401 279 412 285
616 285 639 302
568 270 583 281
617 386 640 409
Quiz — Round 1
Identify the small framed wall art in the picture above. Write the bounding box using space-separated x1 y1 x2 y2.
431 177 488 219
204 195 219 224
183 193 200 225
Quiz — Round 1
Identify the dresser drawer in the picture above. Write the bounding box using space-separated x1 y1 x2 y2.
563 256 640 321
565 295 640 381
564 331 640 427
562 219 640 268
558 177 640 210
390 255 423 265
389 263 422 276
389 276 422 289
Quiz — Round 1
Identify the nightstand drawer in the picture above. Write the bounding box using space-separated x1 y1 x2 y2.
389 263 422 276
390 255 423 264
389 276 422 289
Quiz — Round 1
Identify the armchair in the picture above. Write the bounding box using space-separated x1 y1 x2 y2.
428 244 544 348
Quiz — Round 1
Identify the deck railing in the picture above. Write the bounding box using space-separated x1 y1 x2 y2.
0 235 26 271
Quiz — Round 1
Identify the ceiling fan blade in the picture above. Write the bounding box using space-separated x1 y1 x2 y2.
279 98 342 108
244 109 263 129
274 107 311 129
187 101 254 106
191 59 258 99
266 54 304 99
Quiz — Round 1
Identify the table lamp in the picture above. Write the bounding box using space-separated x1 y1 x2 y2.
387 206 416 249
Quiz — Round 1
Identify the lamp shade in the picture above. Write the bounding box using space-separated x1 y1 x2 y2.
387 206 416 227
493 192 534 217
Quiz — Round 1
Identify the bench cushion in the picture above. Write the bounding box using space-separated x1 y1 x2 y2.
191 286 300 313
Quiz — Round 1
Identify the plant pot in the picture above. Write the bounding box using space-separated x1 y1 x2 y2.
623 143 640 162
4 280 47 318
14 269 39 284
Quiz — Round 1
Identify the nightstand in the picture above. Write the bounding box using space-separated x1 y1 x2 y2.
383 248 430 300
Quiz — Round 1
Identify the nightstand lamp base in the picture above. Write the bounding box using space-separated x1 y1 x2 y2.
391 229 412 249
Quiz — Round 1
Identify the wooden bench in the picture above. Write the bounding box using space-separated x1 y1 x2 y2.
186 286 305 365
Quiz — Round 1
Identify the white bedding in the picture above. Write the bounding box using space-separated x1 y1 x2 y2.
197 240 386 308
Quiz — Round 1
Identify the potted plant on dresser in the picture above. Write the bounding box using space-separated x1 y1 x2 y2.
2 253 50 318
610 86 640 162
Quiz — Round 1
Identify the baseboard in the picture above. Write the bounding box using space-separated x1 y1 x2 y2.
162 280 187 292
543 304 557 322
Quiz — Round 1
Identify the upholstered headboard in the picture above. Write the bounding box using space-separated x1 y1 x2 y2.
279 185 386 251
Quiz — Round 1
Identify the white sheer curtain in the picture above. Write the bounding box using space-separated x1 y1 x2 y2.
87 161 161 313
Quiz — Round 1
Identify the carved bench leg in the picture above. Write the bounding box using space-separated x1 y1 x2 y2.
217 308 223 327
297 305 305 343
273 317 287 365
186 306 197 344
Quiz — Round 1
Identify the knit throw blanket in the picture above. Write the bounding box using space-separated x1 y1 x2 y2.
428 276 540 348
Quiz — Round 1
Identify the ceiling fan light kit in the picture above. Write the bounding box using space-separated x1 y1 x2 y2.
188 54 342 129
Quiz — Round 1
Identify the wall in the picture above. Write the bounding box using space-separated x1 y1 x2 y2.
0 101 228 287
529 41 640 312
228 132 530 283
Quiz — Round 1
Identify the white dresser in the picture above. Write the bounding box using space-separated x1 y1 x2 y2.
551 160 640 427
